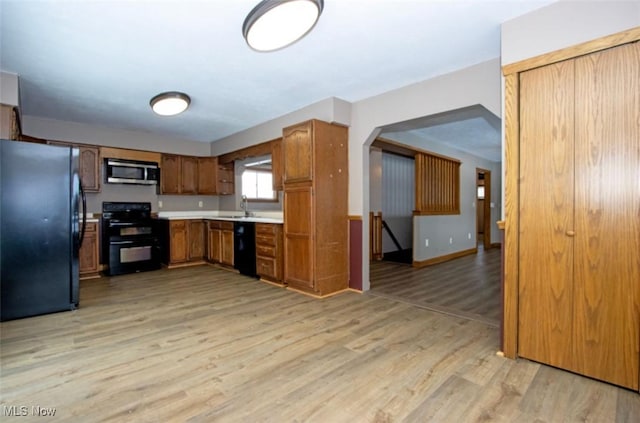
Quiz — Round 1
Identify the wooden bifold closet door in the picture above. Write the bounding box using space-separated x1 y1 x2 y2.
518 41 640 390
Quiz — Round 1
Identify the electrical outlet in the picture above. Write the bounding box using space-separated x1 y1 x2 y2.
198 201 203 208
449 237 453 244
158 200 163 208
490 202 495 208
468 233 471 239
425 239 429 247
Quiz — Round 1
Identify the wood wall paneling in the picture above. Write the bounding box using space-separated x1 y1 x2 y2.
415 153 460 215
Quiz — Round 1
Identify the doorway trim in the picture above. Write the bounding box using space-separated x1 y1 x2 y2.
476 168 491 250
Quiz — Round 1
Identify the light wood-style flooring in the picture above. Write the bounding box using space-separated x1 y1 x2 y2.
370 246 501 327
1 266 638 422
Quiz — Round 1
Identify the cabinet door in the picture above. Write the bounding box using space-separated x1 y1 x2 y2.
181 156 198 194
79 223 99 276
198 157 218 195
221 229 234 266
271 138 284 191
572 42 640 390
518 59 575 370
0 104 18 140
170 220 188 263
216 162 235 195
283 121 312 183
79 146 100 192
188 220 205 261
208 226 221 263
283 184 313 290
161 154 181 194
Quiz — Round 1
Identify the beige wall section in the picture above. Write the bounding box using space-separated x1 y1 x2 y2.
20 115 217 214
349 58 502 216
1 72 20 106
209 97 351 156
349 59 502 290
501 0 640 65
22 116 211 156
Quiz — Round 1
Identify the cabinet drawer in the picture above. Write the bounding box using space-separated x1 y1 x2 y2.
256 244 276 258
256 223 278 235
257 257 276 278
84 222 97 232
256 234 276 247
208 220 234 231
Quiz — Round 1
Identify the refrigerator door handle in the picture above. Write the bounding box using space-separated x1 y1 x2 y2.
79 180 87 248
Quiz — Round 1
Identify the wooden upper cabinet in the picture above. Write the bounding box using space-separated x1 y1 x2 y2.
283 121 313 182
216 162 235 195
271 138 284 191
162 154 230 195
161 154 181 194
181 156 198 194
198 157 218 195
0 104 19 140
79 146 100 192
47 140 101 192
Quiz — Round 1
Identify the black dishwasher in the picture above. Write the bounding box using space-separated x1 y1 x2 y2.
234 221 257 277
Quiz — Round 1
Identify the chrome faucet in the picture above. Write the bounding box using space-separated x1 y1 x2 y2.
240 195 252 217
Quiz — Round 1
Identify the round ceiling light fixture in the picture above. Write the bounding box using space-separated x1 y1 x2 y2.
243 0 324 52
150 92 191 116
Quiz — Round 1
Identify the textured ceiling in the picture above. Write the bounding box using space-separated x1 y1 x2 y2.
382 105 502 162
0 0 554 152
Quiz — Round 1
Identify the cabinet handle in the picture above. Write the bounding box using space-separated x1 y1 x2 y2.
566 230 575 237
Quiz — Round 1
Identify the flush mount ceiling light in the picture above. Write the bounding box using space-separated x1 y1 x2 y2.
150 92 191 116
243 0 324 52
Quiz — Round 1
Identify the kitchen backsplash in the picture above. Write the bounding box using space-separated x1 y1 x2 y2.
85 183 219 213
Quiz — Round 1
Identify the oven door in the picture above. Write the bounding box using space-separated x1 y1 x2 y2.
107 236 161 276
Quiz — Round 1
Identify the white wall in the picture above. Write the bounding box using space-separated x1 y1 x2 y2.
0 72 19 106
23 116 210 156
210 97 351 156
502 0 640 66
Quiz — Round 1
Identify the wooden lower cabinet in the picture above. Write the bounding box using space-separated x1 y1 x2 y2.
163 219 206 267
207 220 234 267
255 223 283 283
188 220 205 261
79 221 100 279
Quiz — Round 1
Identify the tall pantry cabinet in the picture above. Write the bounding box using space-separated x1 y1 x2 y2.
510 40 639 390
282 119 348 297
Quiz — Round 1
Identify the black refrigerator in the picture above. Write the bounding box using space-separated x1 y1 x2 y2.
1 139 86 321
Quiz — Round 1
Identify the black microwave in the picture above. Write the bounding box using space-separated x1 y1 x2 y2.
105 158 160 185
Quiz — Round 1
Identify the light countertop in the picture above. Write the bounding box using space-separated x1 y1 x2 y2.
156 211 283 224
